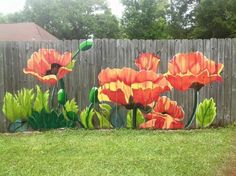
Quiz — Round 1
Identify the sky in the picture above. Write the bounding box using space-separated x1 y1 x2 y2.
0 0 124 18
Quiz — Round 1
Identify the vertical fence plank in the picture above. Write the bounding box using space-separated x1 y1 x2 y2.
0 42 6 132
209 38 220 125
223 39 232 125
216 39 225 125
231 38 236 123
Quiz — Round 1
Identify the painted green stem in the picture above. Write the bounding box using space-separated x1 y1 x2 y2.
185 89 200 129
86 103 94 128
72 39 93 60
72 49 80 60
133 106 138 129
50 85 56 108
59 79 65 89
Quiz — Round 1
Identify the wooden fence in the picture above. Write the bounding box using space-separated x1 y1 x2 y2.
0 39 236 132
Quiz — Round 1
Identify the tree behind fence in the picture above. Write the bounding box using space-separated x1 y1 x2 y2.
0 39 235 132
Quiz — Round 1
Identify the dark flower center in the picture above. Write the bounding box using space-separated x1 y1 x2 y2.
190 82 204 91
46 63 61 75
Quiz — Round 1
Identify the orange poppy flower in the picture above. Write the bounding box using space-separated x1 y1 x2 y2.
140 96 184 129
135 53 160 72
23 49 73 85
98 53 172 107
166 51 224 91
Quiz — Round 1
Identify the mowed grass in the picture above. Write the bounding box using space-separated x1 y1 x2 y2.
0 127 235 176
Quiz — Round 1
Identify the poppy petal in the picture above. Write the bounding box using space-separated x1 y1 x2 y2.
135 53 160 72
23 69 57 85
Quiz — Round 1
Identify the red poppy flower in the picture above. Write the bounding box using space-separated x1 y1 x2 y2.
98 53 172 107
165 51 224 91
140 96 184 129
23 49 73 85
135 53 160 72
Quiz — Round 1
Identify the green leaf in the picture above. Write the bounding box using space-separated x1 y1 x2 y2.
127 109 145 128
87 109 95 129
66 111 78 121
64 99 79 113
63 99 79 121
15 88 35 120
196 98 217 128
2 89 35 122
34 85 50 112
28 109 75 130
79 108 98 129
80 108 88 128
95 110 110 128
2 92 22 122
99 103 112 120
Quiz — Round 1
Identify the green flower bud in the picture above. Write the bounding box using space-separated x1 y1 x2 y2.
79 39 93 51
89 87 99 103
58 89 66 105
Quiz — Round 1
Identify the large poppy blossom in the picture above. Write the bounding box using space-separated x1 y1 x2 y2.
140 96 184 129
23 49 73 85
98 53 172 107
165 51 224 91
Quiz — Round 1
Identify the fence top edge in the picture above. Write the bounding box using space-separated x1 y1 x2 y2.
1 38 236 44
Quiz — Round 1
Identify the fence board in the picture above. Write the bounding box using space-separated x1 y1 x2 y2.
231 39 236 123
0 39 235 131
224 39 232 124
0 42 6 132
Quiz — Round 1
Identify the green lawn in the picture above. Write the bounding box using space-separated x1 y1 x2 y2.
0 127 235 176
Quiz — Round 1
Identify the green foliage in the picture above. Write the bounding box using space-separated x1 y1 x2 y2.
80 108 96 129
2 89 34 122
28 109 75 130
5 0 120 39
191 0 236 38
166 0 198 39
15 88 35 120
2 92 22 122
64 99 79 114
34 85 49 113
3 0 236 39
0 13 7 23
80 103 111 129
121 0 170 39
63 99 79 121
97 104 111 128
80 108 88 128
196 98 217 128
127 109 145 128
121 0 236 39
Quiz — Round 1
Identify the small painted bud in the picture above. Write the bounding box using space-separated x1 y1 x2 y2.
79 39 93 51
57 89 66 105
89 87 98 103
